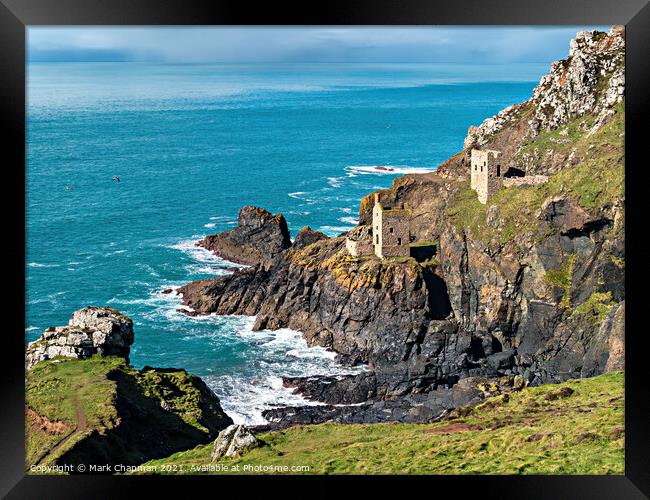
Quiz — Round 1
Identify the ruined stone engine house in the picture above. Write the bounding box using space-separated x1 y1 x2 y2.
346 193 410 260
470 149 503 204
470 148 548 204
372 194 410 259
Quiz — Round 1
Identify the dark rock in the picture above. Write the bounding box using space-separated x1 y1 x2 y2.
545 386 575 401
486 349 516 371
199 206 291 269
292 226 329 250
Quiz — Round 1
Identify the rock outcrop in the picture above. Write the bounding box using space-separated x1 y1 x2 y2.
177 27 625 427
210 424 260 460
455 26 625 178
26 307 135 370
292 226 328 250
199 206 291 269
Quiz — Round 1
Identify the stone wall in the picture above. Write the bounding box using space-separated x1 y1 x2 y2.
502 175 549 188
345 225 374 257
346 238 374 257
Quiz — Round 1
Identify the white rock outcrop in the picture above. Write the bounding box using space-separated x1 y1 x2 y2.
464 26 625 149
25 306 134 370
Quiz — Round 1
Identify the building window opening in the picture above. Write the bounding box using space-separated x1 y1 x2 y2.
389 227 394 233
397 237 402 246
497 164 501 176
376 235 379 244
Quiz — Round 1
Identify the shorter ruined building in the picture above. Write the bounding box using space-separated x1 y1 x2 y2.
345 225 374 257
372 194 410 259
470 149 548 203
344 194 411 260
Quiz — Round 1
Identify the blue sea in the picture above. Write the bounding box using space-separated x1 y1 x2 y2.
26 62 545 423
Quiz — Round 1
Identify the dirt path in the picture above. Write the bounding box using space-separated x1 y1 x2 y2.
32 397 87 468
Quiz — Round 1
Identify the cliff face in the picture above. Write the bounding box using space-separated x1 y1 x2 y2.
179 27 625 424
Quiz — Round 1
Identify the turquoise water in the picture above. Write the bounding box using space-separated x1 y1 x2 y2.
27 62 545 422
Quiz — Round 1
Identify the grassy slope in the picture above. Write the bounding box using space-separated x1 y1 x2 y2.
447 103 624 247
26 356 123 468
26 356 225 469
139 371 624 475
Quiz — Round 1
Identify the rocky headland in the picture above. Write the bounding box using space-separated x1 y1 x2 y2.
25 307 232 472
177 27 625 427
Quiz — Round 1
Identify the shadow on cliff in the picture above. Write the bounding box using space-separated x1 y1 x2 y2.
422 268 452 320
56 368 224 473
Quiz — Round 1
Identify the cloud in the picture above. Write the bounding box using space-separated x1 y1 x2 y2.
27 26 611 63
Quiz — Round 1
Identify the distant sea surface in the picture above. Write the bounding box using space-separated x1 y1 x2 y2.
27 62 546 423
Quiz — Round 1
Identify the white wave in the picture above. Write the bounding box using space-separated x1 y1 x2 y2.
28 291 66 306
103 249 127 257
345 165 436 176
25 326 40 332
340 207 353 214
108 286 193 324
327 177 343 188
319 225 354 237
204 223 216 229
28 262 59 268
288 191 306 199
339 216 358 225
167 238 245 276
203 320 367 425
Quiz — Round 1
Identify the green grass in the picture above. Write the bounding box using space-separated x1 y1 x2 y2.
26 356 227 470
137 372 624 475
410 240 437 248
515 112 598 160
447 104 624 247
543 254 576 308
26 356 124 467
135 369 216 433
571 291 617 324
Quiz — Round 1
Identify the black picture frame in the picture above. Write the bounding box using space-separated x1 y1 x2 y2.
2 0 648 497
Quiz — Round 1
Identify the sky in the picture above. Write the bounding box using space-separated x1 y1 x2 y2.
27 26 611 64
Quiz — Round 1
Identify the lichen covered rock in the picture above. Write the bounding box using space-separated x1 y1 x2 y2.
26 307 135 370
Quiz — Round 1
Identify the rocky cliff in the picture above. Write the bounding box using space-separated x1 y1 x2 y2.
179 27 625 425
